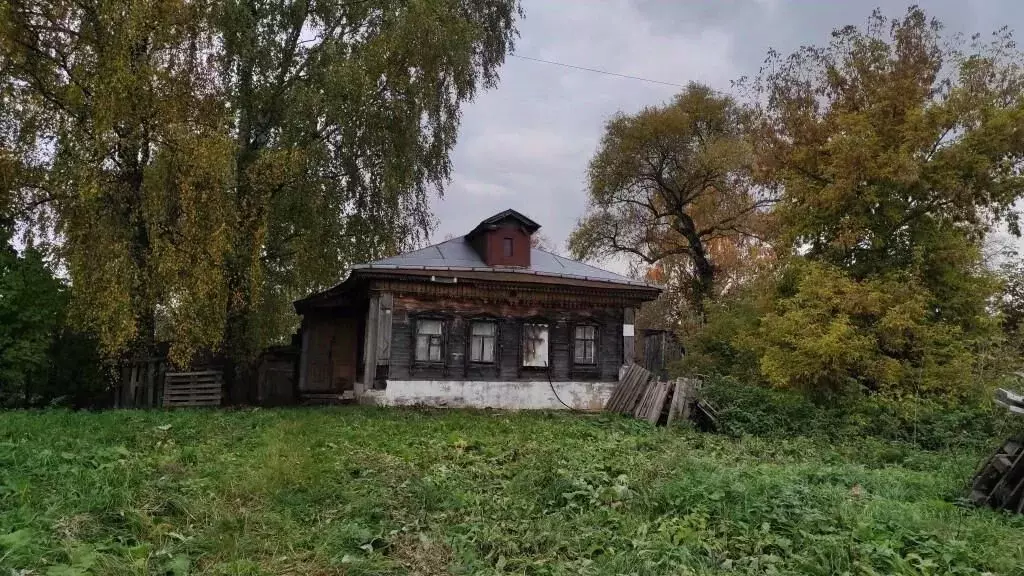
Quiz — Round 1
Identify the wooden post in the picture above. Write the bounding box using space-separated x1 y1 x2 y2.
667 379 680 426
667 378 696 426
623 308 635 366
359 294 380 396
680 378 694 422
129 365 139 408
146 361 155 408
297 319 310 392
377 293 393 366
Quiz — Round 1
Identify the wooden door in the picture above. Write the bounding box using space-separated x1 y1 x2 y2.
330 317 359 391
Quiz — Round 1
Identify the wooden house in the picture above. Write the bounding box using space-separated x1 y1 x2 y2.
293 209 661 409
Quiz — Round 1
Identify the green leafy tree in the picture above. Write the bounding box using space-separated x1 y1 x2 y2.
749 261 981 401
684 7 1024 401
996 252 1024 357
753 6 1024 330
1 0 522 372
0 232 64 405
0 0 232 363
569 84 773 314
216 0 522 373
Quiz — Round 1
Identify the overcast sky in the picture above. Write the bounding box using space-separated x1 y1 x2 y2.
432 0 1022 254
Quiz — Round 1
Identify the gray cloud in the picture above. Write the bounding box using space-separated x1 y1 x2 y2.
432 0 1023 260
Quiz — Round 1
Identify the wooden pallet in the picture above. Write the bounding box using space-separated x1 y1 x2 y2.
163 370 223 407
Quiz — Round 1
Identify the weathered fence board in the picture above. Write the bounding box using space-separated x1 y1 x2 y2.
606 369 716 430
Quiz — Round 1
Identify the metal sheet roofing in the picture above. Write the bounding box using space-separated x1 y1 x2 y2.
351 237 657 289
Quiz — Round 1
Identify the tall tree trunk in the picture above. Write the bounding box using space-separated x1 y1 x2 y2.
222 54 263 403
122 36 159 361
674 214 715 316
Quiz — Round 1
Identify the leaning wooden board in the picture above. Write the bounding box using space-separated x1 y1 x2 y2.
646 381 671 424
606 369 712 429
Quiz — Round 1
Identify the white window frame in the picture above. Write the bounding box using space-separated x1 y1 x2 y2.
574 325 597 365
414 318 444 363
469 321 497 364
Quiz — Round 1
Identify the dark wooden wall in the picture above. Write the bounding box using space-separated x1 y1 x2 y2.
299 312 362 393
387 294 623 382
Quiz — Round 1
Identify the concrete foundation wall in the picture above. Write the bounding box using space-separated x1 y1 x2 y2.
363 379 617 411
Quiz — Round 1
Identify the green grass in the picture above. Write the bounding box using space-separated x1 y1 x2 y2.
1 408 1023 575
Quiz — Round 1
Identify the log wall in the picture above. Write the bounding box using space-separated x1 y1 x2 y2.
387 294 623 383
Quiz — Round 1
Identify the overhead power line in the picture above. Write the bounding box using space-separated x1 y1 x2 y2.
510 54 687 88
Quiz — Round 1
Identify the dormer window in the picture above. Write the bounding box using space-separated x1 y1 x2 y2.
465 209 540 268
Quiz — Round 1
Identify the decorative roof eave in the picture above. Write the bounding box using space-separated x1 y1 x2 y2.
465 208 541 238
349 262 661 290
371 277 658 308
294 266 662 314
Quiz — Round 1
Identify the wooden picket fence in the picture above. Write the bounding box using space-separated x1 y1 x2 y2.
162 370 224 407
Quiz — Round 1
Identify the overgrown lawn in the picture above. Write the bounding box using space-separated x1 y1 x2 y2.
1 408 1022 575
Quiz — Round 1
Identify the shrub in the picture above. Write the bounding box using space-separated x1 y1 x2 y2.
676 289 763 382
703 376 1013 450
749 262 982 401
681 260 1001 404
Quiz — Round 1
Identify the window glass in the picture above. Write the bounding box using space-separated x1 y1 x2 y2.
522 323 549 367
470 321 496 363
574 325 596 364
415 319 443 362
503 237 514 257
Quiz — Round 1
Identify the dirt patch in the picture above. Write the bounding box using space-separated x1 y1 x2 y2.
389 533 454 576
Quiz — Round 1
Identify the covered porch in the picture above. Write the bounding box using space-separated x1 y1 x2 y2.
294 280 389 402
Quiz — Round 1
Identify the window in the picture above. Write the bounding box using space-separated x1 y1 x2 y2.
503 237 514 258
415 319 443 362
574 325 597 364
469 321 496 363
522 323 549 367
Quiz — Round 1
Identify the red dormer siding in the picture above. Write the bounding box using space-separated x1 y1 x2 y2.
482 224 531 267
465 209 540 268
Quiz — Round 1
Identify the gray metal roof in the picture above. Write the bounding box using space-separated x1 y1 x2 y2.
351 237 658 289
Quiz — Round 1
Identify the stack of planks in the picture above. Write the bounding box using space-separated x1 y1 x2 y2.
163 370 224 407
969 388 1024 513
605 365 703 426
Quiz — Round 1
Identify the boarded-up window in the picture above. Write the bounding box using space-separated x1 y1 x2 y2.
522 323 549 367
574 325 597 364
470 321 496 363
415 319 443 362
